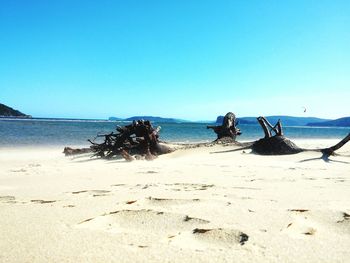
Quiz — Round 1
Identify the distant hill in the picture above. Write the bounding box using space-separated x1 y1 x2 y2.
215 116 255 125
126 116 189 123
242 116 330 126
307 117 350 127
216 115 330 126
108 117 124 121
108 116 188 123
0 103 30 118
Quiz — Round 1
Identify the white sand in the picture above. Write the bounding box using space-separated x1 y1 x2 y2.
0 140 349 262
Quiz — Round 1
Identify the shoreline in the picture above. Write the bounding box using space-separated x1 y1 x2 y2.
0 137 346 150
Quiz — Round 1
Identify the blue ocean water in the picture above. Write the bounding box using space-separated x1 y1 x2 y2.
0 119 349 147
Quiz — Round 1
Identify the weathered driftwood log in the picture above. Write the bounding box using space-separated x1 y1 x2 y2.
252 116 350 156
88 120 173 160
63 147 92 156
63 120 173 161
321 133 350 156
252 136 303 155
257 116 283 138
207 112 242 142
252 116 302 155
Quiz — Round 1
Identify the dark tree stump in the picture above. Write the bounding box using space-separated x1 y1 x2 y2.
252 116 301 155
252 116 350 156
207 112 242 142
65 120 174 161
252 136 302 155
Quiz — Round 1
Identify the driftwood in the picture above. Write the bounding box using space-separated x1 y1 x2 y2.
321 133 350 156
63 115 349 162
64 120 173 161
63 147 91 156
89 120 173 160
252 116 302 155
207 112 242 142
252 116 350 156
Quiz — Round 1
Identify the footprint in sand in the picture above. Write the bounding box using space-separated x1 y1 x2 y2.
146 197 201 206
10 168 27 173
0 195 16 203
137 184 159 189
71 190 110 197
76 209 209 235
283 209 317 237
63 204 75 208
138 170 159 174
285 210 350 236
192 228 249 245
31 199 57 204
28 163 41 167
336 212 350 231
165 183 215 192
170 228 249 249
144 197 230 211
111 183 214 192
337 212 350 223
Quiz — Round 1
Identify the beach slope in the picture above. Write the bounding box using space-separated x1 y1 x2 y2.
0 140 349 262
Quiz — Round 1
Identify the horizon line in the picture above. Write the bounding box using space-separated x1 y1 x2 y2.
1 114 348 122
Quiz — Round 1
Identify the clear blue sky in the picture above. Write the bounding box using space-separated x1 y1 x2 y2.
1 0 349 120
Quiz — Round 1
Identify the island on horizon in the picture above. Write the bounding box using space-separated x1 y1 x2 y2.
1 102 349 127
108 115 350 127
0 103 31 119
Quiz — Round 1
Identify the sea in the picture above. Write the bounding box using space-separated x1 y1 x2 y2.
0 119 349 148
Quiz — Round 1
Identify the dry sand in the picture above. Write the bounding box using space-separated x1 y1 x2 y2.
0 140 349 262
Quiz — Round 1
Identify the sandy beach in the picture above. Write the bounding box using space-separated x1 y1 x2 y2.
0 140 349 262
